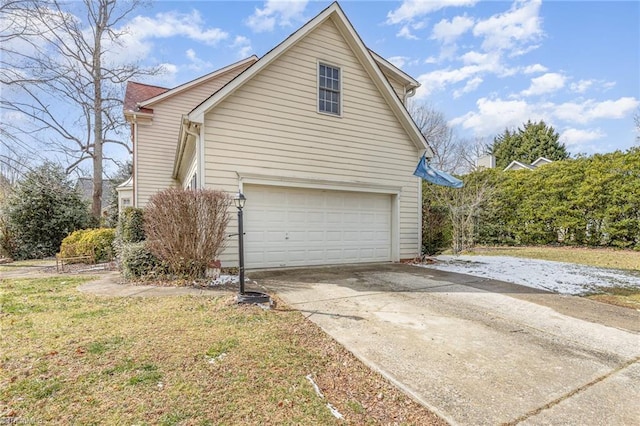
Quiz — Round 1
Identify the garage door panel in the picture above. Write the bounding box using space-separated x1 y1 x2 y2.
244 185 391 268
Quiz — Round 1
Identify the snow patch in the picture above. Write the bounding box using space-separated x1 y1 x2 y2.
419 255 640 295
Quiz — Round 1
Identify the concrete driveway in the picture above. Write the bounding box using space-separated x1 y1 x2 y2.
252 263 640 426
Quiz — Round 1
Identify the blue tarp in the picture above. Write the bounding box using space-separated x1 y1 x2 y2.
413 154 464 188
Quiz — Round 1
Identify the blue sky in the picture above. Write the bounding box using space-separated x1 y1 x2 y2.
121 0 638 156
4 0 637 168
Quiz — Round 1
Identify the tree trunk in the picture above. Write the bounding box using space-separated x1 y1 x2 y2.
91 0 106 219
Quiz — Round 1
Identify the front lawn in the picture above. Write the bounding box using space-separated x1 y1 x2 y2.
468 246 639 271
0 276 444 425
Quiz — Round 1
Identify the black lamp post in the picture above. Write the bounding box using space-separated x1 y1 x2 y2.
233 192 247 295
233 192 271 305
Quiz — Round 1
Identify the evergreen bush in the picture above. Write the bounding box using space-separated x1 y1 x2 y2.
60 228 115 262
119 241 167 280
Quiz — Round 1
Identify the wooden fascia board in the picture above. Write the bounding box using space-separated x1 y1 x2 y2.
124 110 153 124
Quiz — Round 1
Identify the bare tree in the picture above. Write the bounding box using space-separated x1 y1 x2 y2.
458 136 491 171
1 0 159 218
408 102 477 174
424 176 493 253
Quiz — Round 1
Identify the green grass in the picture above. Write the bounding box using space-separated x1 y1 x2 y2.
0 276 444 425
468 246 639 271
0 258 55 272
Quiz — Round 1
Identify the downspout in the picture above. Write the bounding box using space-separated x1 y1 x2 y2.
403 87 417 104
132 114 138 207
403 84 421 256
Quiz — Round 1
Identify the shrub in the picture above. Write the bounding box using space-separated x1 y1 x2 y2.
60 228 116 263
144 188 231 279
117 207 145 244
2 163 91 259
120 241 167 280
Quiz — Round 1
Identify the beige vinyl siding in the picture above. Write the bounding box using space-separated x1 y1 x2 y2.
203 17 421 264
135 65 251 207
381 71 406 102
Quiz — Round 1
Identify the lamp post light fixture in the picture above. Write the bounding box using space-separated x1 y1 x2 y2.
233 192 247 295
233 191 271 305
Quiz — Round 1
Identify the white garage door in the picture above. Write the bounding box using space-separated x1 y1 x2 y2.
243 185 391 268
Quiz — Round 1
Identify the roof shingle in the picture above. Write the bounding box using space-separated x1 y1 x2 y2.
124 81 168 114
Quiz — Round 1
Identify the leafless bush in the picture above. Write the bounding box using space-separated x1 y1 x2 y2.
144 188 231 279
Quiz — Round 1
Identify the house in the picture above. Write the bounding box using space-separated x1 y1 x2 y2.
115 176 133 212
122 2 432 269
503 157 553 171
476 154 554 171
75 177 115 216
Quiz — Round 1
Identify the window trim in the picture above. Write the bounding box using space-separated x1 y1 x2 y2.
317 60 343 117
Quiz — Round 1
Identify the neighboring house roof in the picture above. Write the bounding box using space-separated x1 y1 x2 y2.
185 2 431 156
116 176 132 192
531 157 553 167
75 178 116 211
503 157 554 171
503 161 534 171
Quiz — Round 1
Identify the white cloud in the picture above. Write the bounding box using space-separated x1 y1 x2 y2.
460 51 490 66
414 53 501 98
397 25 419 40
560 128 605 146
450 96 640 136
570 79 593 94
246 0 308 33
554 97 640 124
113 11 228 65
521 72 566 96
387 0 478 25
231 36 253 59
473 0 543 55
415 65 483 98
184 48 214 72
387 56 408 68
126 11 228 45
522 63 548 74
453 76 483 98
450 97 535 134
431 15 474 43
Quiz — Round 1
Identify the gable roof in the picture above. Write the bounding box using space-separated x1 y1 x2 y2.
503 160 534 171
186 2 431 156
139 55 259 108
531 157 553 167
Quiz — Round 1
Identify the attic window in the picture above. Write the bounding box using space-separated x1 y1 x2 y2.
318 63 341 115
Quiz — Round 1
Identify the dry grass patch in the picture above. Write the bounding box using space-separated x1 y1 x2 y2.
469 246 639 271
585 287 640 310
0 258 55 272
0 276 445 425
